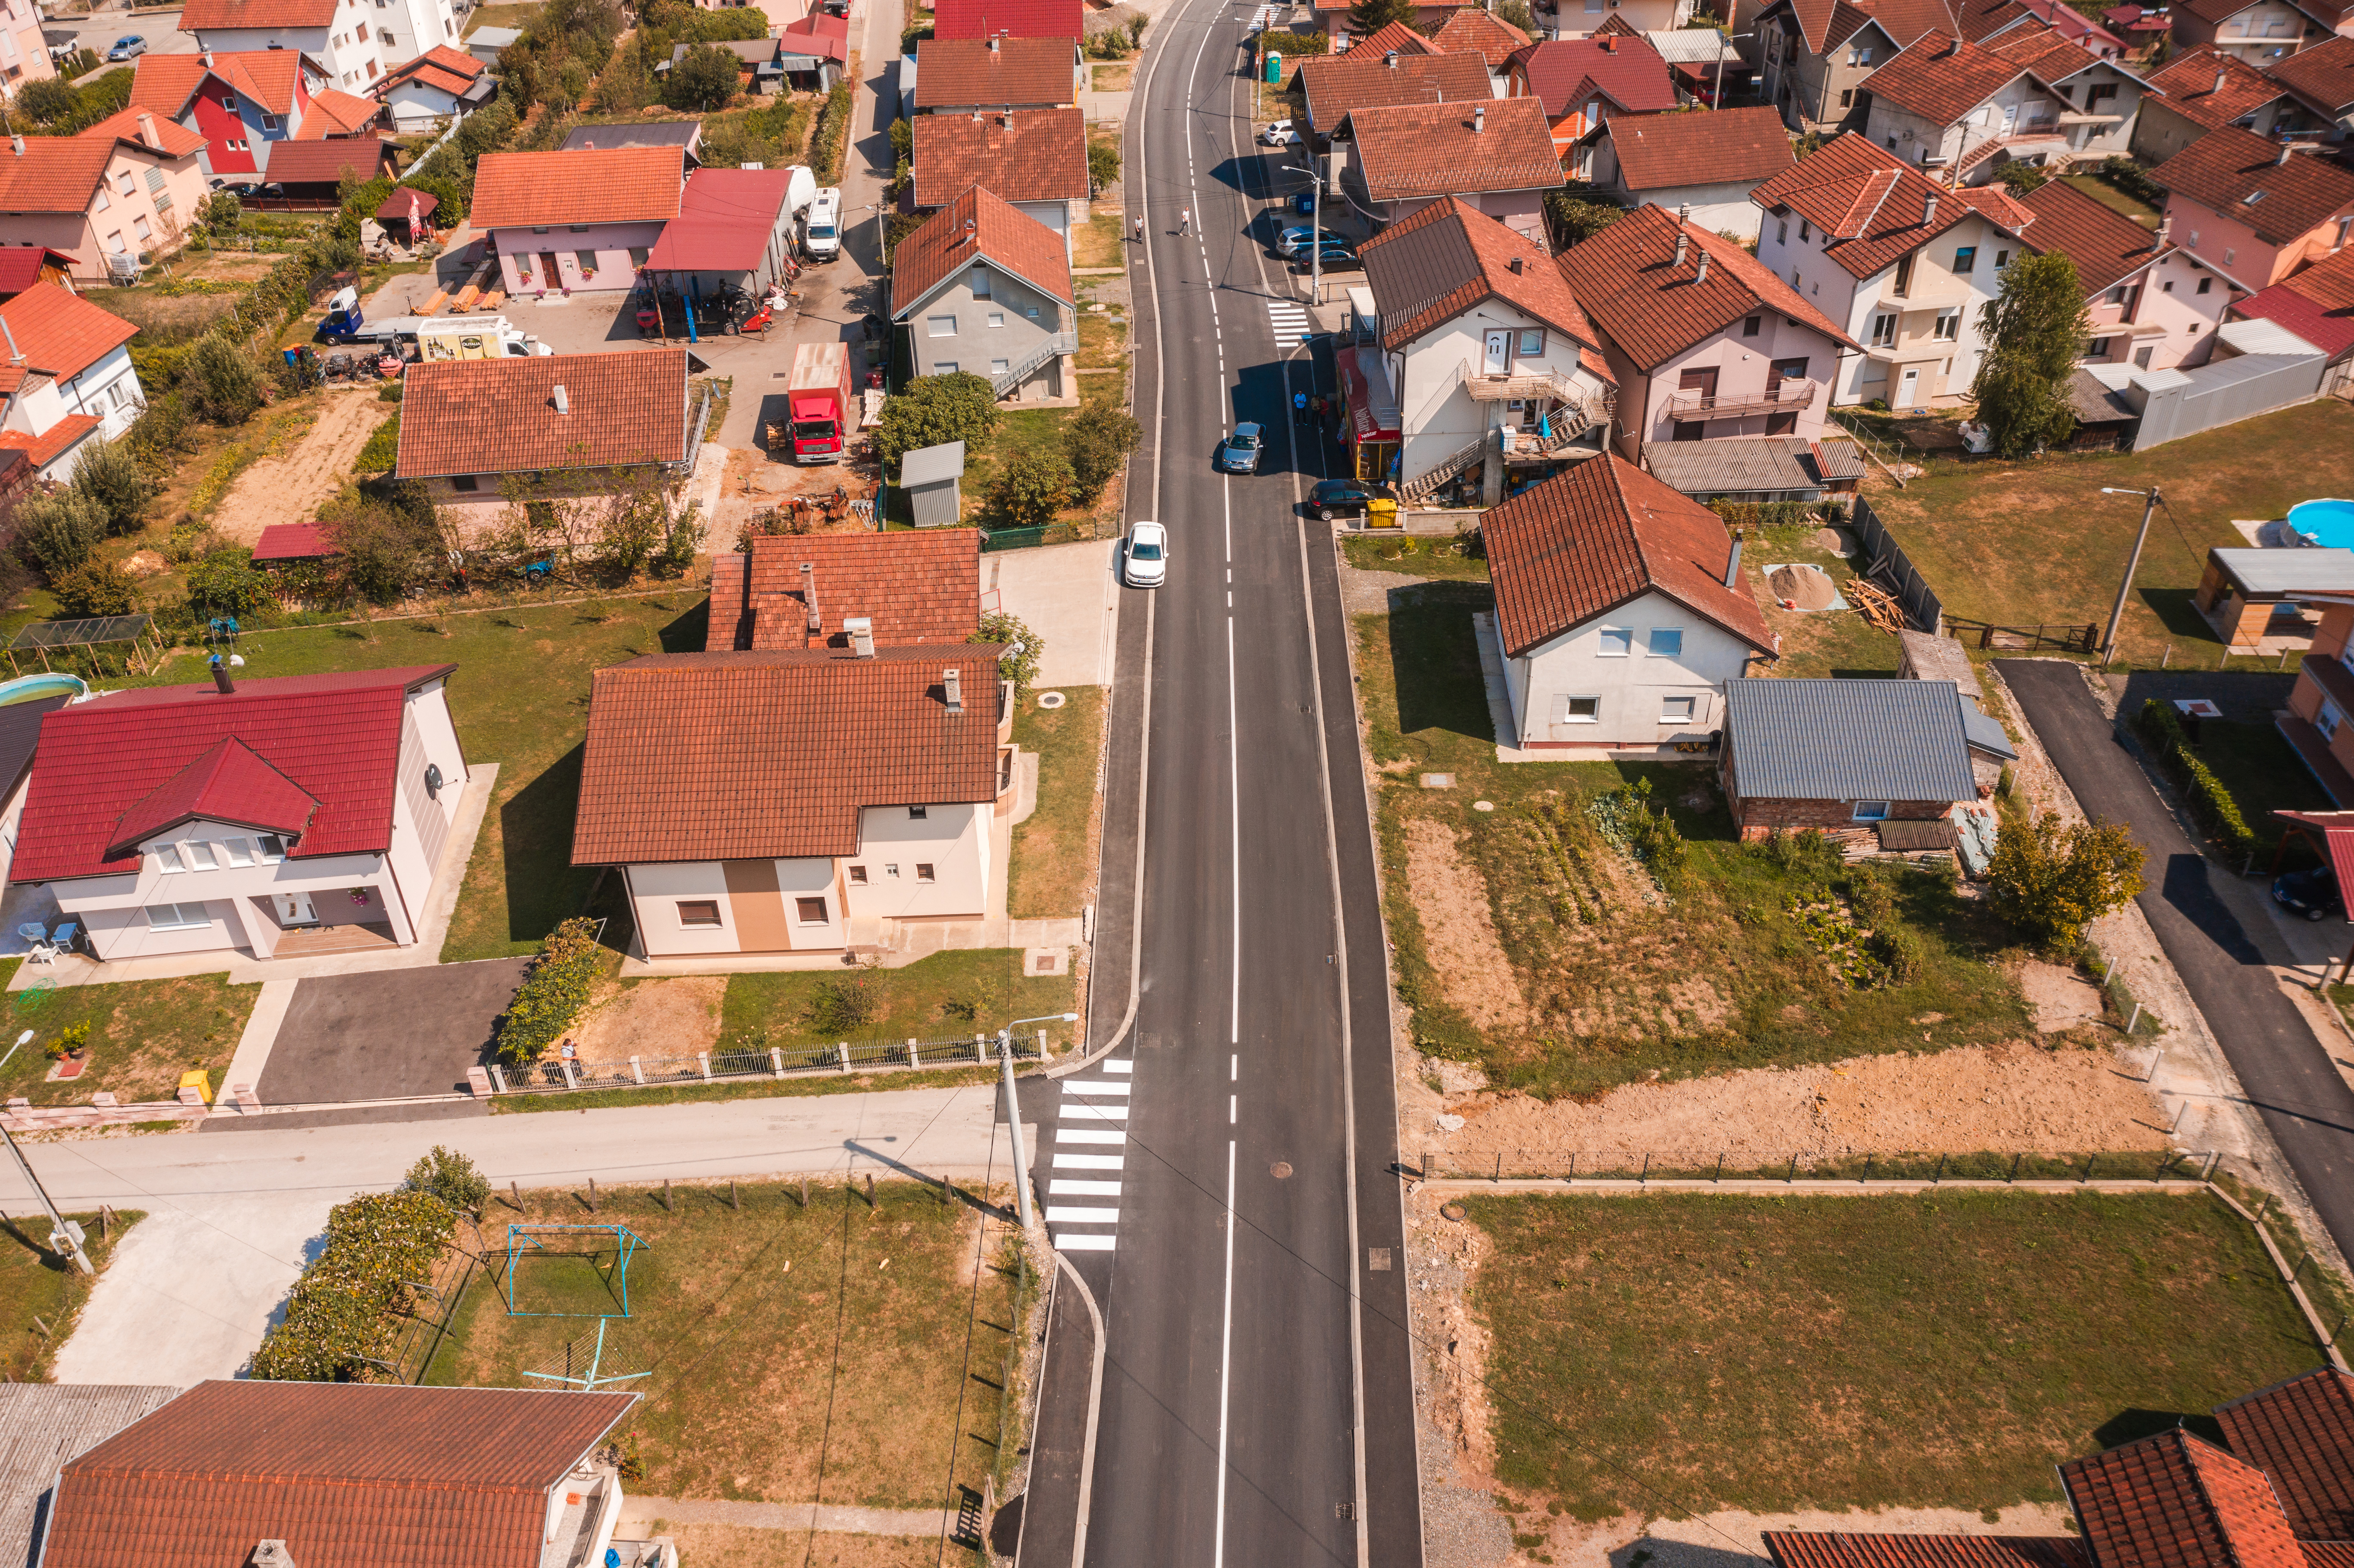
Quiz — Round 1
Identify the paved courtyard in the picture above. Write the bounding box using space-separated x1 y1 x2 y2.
255 958 531 1105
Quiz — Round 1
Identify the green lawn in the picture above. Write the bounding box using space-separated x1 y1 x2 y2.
716 950 1078 1051
463 1 544 34
1870 399 2354 669
1341 535 1490 581
2174 715 2334 858
956 383 1128 540
1357 585 2030 1096
1070 212 1130 270
0 1208 142 1381
0 959 258 1108
490 1063 1003 1114
1010 685 1105 918
2062 171 2162 230
1468 1190 2321 1522
424 1180 1026 1512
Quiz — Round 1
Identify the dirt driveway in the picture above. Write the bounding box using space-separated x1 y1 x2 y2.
212 387 389 546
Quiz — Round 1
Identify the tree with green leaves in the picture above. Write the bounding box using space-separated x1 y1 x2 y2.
185 334 266 426
1496 0 1536 34
991 448 1071 527
877 372 1001 465
71 439 155 535
403 1145 491 1216
1545 189 1624 248
1987 811 2144 950
1348 0 1418 36
1065 400 1140 503
13 491 106 583
1088 138 1120 196
665 42 741 110
1970 250 2089 458
52 560 137 619
973 608 1042 690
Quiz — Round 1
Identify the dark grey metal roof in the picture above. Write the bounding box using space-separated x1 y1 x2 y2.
1642 436 1817 495
560 121 704 155
1961 703 2016 761
1724 677 1980 802
0 1384 180 1567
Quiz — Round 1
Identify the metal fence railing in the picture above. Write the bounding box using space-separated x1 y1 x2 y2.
492 1030 1053 1095
1412 1148 2221 1185
1852 494 1945 635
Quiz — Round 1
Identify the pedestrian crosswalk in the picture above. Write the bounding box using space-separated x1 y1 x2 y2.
1267 299 1311 345
1047 1058 1131 1253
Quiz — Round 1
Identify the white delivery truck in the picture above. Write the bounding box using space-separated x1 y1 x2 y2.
782 165 817 218
803 187 843 262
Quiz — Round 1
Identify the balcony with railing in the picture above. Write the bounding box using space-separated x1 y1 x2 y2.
1665 378 1818 421
991 330 1080 397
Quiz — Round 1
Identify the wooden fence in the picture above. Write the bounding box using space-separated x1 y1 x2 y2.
1850 495 1944 634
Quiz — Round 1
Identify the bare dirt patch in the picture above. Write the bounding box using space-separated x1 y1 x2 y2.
1405 817 1533 1031
1766 562 1840 610
570 976 728 1062
2021 959 2107 1033
211 389 389 545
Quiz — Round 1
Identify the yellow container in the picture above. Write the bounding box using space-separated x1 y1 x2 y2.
1365 496 1401 529
178 1069 213 1104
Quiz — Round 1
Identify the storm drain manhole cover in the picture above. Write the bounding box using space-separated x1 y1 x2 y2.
1270 1162 1294 1179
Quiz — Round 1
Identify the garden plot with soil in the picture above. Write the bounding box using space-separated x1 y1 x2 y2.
209 388 395 546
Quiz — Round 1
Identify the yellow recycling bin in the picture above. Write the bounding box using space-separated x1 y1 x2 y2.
178 1069 213 1104
1365 494 1401 529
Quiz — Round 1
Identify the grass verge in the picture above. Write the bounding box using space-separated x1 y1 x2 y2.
715 951 1078 1050
1010 685 1106 918
0 1208 143 1381
425 1179 1021 1512
1469 1189 2323 1520
0 958 258 1107
490 1063 1006 1113
1341 535 1488 581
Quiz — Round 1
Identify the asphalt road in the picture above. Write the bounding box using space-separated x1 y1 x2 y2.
1017 0 1422 1562
1999 660 2354 1265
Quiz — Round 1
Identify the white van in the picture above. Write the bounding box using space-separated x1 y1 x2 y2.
803 187 843 261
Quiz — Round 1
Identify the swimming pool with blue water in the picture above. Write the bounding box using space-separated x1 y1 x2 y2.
2290 499 2354 548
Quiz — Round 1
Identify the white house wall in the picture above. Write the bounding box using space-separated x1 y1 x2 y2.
1393 299 1610 485
845 802 989 919
1510 588 1756 746
626 860 740 957
49 837 395 962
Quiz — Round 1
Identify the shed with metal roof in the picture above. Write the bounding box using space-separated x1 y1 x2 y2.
1720 677 1982 841
900 440 966 528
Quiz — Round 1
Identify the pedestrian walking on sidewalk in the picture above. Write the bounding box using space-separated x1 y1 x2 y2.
1311 393 1326 425
1293 390 1308 425
1179 208 1191 236
1134 214 1144 244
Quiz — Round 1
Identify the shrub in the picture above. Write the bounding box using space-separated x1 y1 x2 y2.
181 547 274 621
1845 865 1896 930
493 917 605 1065
1756 826 1844 881
71 439 155 535
877 372 1000 465
15 491 106 582
804 974 878 1035
200 189 243 234
127 392 194 473
52 560 137 619
2100 155 2164 207
1088 138 1120 195
1987 810 2145 950
403 1145 490 1215
973 607 1042 690
354 414 400 474
1997 160 2050 194
15 77 77 124
322 486 439 601
1066 401 1140 503
185 335 266 425
1870 925 1925 985
992 448 1071 527
250 1189 456 1381
1706 498 1834 532
1545 190 1623 247
808 79 854 181
2134 699 2259 855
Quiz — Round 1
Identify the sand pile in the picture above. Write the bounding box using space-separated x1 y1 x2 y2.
1767 562 1840 610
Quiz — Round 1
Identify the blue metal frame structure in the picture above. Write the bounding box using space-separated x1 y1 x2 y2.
501 1223 649 1319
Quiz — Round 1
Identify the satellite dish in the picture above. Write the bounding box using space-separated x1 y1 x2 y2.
228 655 246 668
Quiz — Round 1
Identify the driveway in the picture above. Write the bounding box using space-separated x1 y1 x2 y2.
987 539 1120 688
1998 660 2354 1267
255 958 531 1104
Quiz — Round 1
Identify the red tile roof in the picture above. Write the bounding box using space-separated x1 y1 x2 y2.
1299 50 1494 131
0 140 115 216
1505 36 1683 116
572 646 1006 865
1429 6 1532 66
41 1381 636 1568
1954 180 2036 230
1555 203 1856 366
644 166 798 272
110 736 320 856
1361 194 1604 352
1751 132 1987 278
180 0 336 29
260 136 396 186
1601 104 1793 191
912 37 1078 110
0 282 136 381
910 105 1087 208
2217 1368 2354 1541
1351 20 1442 55
252 521 339 560
1766 1536 2090 1568
396 349 688 480
1344 96 1565 201
299 87 382 136
0 249 78 292
1483 452 1773 656
2018 177 2168 292
0 415 99 471
9 666 456 884
1866 30 2037 122
377 43 485 98
932 0 1084 39
2238 275 2354 356
470 146 685 230
130 48 312 116
78 108 209 160
891 183 1074 317
2152 128 2354 249
2144 47 2292 131
708 530 981 651
2269 33 2354 115
779 9 852 60
2061 1429 2307 1568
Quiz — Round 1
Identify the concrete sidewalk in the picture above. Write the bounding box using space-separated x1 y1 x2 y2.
985 539 1121 689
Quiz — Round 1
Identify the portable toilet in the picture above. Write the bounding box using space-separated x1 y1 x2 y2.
1265 50 1282 83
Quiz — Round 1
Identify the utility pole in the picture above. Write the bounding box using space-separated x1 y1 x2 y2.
2100 485 2162 664
997 1028 1034 1229
0 1121 92 1275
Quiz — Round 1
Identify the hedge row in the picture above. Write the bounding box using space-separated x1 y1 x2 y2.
249 1190 455 1381
1705 498 1846 531
2134 698 2259 856
495 916 605 1065
808 80 854 184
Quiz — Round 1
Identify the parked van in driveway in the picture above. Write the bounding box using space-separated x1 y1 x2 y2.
803 188 843 261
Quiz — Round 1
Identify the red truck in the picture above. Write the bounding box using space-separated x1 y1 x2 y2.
785 342 852 464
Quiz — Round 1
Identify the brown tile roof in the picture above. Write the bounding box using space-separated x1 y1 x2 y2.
1299 50 1494 131
2153 127 2354 249
0 413 100 471
1765 0 1962 55
379 43 486 98
395 348 688 479
131 49 312 116
912 37 1078 110
300 88 383 136
1951 0 2039 40
891 183 1074 318
709 530 981 650
1429 6 1532 66
42 1382 636 1568
1505 37 1683 116
258 135 395 186
1361 194 1603 353
932 0 1084 40
1953 180 2036 229
1866 30 2036 122
180 0 335 29
1555 203 1856 365
1751 131 1990 277
2217 1368 2354 1541
573 646 1006 865
1766 1536 2091 1568
2145 47 2293 130
910 105 1087 207
2061 1429 2307 1568
1353 20 1442 55
0 138 116 215
1602 104 1793 191
78 108 209 160
2018 177 2167 291
470 146 684 230
0 282 136 380
2269 34 2354 116
1987 20 2105 78
1344 96 1565 200
1483 452 1773 656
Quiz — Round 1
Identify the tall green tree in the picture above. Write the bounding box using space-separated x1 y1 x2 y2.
1987 811 2144 950
1348 0 1418 37
1969 250 2089 458
877 373 1001 466
663 42 739 111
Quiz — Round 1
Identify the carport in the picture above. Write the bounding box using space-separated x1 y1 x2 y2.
2273 809 2354 976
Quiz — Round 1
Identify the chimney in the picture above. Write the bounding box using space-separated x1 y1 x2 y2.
551 384 569 414
1674 229 1689 266
1695 250 1709 284
800 561 820 635
971 107 983 121
1001 111 1012 127
963 215 976 245
7 136 20 158
1923 191 1937 226
1600 32 1615 50
210 655 234 695
2212 66 2227 94
943 666 963 712
1 317 22 366
1722 535 1742 589
1474 104 1485 133
1385 50 1399 67
135 112 161 150
1510 255 1523 274
200 50 212 66
988 33 999 50
2155 214 2172 247
1942 33 1960 55
845 616 875 656
1677 201 1691 224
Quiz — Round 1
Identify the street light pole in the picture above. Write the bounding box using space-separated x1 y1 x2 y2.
0 1120 91 1275
2100 484 2162 664
997 1011 1078 1231
1287 157 1321 312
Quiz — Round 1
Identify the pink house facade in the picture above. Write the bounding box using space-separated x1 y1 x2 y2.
2020 179 2239 369
2152 128 2354 292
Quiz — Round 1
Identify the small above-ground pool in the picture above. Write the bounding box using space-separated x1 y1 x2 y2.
2288 498 2354 548
0 673 85 706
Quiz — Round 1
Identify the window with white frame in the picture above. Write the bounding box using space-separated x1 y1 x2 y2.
1553 694 1600 724
970 268 991 299
1933 308 1960 341
991 358 1010 375
1516 328 1543 355
1852 801 1892 821
1596 627 1632 656
1870 312 1896 347
154 843 184 872
987 311 1005 327
1661 695 1697 724
134 216 153 242
145 901 210 930
927 314 955 336
1647 628 1684 656
261 113 278 131
183 840 218 870
257 834 286 862
221 838 254 867
932 361 958 374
